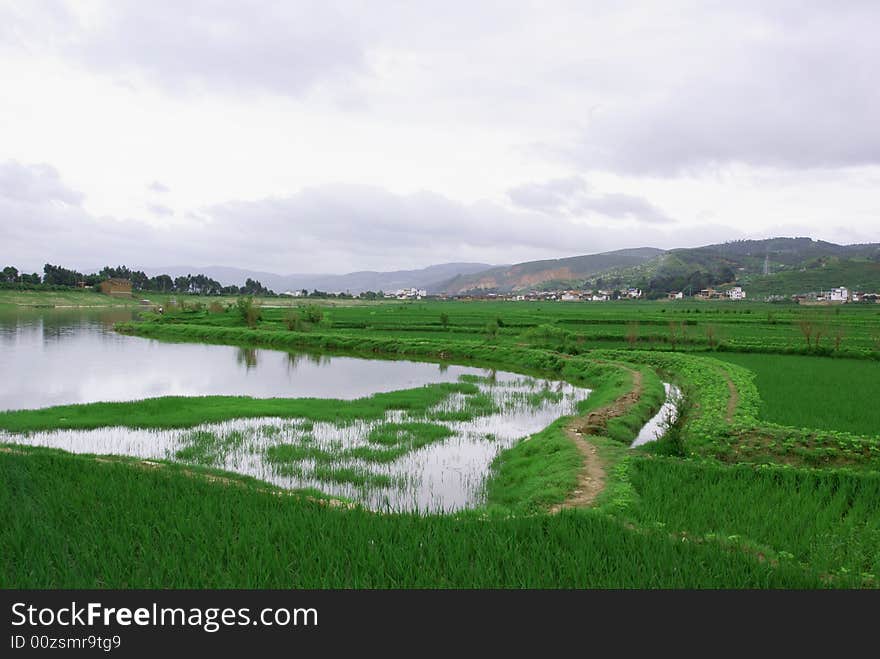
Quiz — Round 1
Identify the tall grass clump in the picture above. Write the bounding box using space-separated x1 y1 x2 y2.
236 296 261 328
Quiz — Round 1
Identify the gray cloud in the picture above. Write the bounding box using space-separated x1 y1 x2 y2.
147 203 174 217
508 177 672 224
571 193 673 224
0 171 732 274
0 161 83 206
148 181 169 193
507 177 588 213
545 3 880 174
5 2 879 175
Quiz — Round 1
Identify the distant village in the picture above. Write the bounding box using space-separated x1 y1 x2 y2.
365 284 880 304
88 279 867 313
71 280 880 305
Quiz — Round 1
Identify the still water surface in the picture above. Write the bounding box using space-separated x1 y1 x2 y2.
0 308 494 411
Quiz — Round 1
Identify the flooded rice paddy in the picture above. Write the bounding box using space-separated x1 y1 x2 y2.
1 308 677 511
2 372 592 512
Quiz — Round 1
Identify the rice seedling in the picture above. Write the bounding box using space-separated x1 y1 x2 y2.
0 448 833 588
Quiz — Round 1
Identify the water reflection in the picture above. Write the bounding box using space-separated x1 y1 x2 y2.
631 383 681 447
0 308 510 411
3 373 592 512
236 347 258 369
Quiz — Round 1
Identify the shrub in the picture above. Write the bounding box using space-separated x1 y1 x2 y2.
236 296 261 328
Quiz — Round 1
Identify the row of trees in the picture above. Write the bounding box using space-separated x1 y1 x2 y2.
2 266 41 284
1 263 276 296
3 263 393 299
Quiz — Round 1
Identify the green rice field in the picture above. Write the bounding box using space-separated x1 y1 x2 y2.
1 295 879 588
713 353 880 435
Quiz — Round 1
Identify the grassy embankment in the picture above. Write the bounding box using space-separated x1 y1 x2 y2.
0 289 140 308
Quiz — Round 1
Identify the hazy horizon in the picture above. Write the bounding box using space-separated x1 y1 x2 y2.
5 235 880 279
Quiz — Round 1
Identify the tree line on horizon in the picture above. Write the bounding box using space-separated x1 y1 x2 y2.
0 263 393 299
0 263 274 296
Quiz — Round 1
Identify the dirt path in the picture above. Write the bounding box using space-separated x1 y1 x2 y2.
714 367 739 423
549 426 606 512
550 366 643 513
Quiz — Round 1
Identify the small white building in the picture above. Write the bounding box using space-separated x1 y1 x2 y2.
626 288 642 299
394 287 428 300
829 286 849 302
727 287 746 300
668 291 684 300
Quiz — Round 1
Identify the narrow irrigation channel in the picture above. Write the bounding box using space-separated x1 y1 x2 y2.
631 383 681 448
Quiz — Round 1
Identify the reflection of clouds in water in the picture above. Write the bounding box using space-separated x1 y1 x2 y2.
0 310 497 410
3 377 593 513
631 384 680 448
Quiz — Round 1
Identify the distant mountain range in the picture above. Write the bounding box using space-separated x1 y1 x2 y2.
135 262 496 295
129 237 880 299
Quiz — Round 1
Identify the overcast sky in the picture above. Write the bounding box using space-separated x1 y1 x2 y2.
1 1 878 274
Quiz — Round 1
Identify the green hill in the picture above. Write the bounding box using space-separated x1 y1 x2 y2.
439 248 664 294
740 258 880 298
593 239 880 299
439 238 880 298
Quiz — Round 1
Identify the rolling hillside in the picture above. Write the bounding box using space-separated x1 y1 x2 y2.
438 248 663 294
739 258 880 298
459 238 880 298
625 239 880 298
